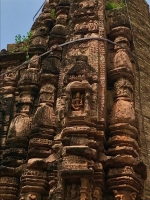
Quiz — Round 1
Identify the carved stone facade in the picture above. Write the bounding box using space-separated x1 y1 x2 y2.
0 0 148 199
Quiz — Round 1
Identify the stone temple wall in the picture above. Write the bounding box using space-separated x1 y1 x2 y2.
127 0 150 199
106 0 150 198
0 0 149 199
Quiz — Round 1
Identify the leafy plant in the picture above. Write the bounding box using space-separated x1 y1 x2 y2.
50 9 56 20
15 31 32 44
106 0 125 10
15 34 22 44
13 31 32 60
26 54 30 60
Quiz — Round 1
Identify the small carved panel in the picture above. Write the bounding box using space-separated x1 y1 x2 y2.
71 91 84 112
114 78 133 100
65 182 80 200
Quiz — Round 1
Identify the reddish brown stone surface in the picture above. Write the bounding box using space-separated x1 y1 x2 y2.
0 0 148 199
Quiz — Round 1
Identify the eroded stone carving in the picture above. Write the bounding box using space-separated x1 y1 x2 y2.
71 91 84 111
65 183 80 200
7 114 30 138
0 0 147 199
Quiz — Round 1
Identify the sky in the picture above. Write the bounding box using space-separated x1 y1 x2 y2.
0 0 150 50
0 0 44 50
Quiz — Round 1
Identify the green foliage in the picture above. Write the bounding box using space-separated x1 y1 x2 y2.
15 31 32 44
13 31 32 56
26 54 30 61
50 9 56 20
106 0 125 10
15 34 22 44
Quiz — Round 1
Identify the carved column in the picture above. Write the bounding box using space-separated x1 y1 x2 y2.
0 53 26 200
54 0 106 199
106 26 146 199
0 55 21 157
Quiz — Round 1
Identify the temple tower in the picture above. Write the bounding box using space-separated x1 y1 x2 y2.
0 0 149 199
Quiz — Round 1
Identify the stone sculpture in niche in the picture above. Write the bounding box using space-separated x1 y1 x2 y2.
61 81 92 121
71 91 84 111
65 183 80 200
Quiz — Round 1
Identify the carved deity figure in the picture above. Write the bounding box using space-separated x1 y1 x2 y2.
65 183 80 200
71 92 84 111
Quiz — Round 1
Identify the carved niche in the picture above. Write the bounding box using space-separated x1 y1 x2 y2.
64 81 92 117
56 55 97 125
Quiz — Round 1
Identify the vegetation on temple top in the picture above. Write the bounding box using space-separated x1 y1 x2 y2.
106 0 125 10
15 31 32 45
12 31 32 60
50 9 56 20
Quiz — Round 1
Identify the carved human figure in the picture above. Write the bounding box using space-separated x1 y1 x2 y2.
70 184 79 199
65 183 80 200
71 92 84 111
